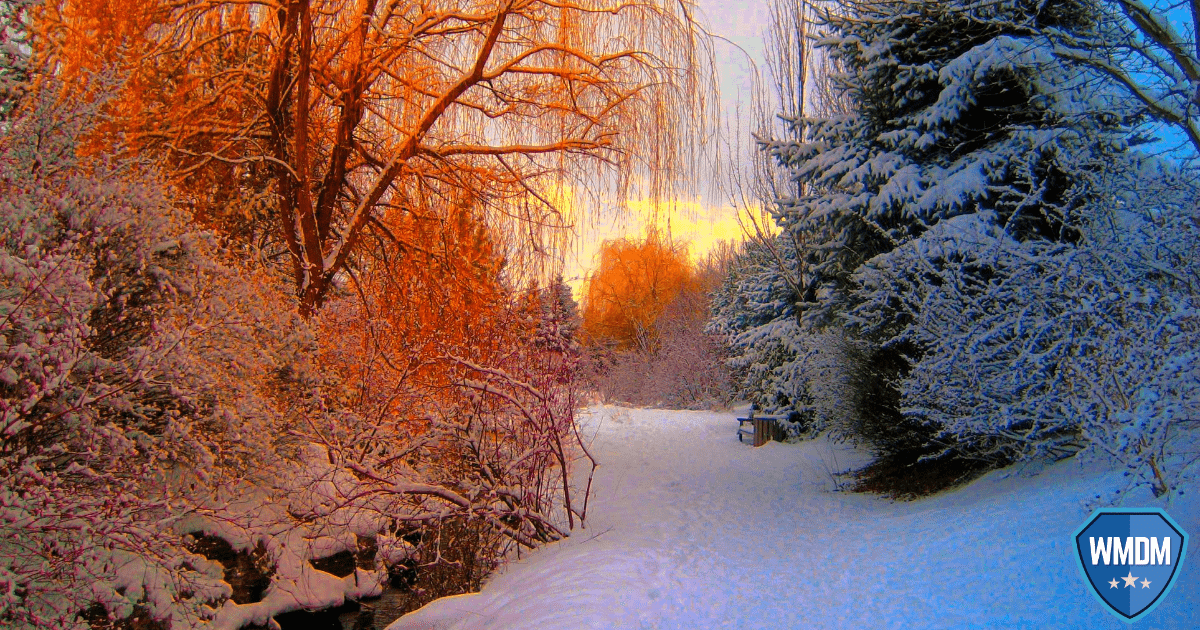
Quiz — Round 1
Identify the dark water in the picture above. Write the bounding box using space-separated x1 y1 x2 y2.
270 585 412 630
338 586 414 630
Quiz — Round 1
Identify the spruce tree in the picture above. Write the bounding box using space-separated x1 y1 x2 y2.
708 238 802 411
768 0 1120 313
761 0 1126 480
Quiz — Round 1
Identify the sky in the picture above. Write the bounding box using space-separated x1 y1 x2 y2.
560 0 778 297
557 0 1200 299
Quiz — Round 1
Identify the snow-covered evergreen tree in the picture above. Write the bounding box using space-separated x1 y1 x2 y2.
708 238 803 410
751 0 1130 457
540 274 582 346
706 238 843 437
743 0 1199 497
852 153 1199 496
765 0 1125 324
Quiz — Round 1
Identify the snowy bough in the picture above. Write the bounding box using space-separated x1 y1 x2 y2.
852 157 1200 498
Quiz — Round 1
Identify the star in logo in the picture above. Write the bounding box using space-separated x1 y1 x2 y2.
1108 578 1119 589
1141 579 1152 589
1121 572 1139 588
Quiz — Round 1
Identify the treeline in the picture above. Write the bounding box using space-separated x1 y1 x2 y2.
711 0 1199 499
0 2 706 629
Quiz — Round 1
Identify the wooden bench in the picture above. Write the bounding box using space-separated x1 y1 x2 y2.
736 417 755 442
736 414 789 447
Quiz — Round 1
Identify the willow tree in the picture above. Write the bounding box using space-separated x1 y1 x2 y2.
38 0 710 314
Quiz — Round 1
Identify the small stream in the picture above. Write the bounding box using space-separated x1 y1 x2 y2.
271 584 415 630
336 586 414 630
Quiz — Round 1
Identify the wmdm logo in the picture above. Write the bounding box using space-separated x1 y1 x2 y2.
1074 508 1189 622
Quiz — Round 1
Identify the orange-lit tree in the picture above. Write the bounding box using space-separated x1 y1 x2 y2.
37 0 709 315
582 230 733 406
312 205 593 554
582 229 694 352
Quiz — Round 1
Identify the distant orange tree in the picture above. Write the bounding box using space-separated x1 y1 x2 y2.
36 0 709 314
582 230 695 351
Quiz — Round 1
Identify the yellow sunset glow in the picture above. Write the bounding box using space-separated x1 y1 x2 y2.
563 196 775 298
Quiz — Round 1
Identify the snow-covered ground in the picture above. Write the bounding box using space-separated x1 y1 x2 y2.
387 407 1198 630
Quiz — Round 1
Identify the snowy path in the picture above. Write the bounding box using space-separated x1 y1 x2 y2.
388 407 1198 630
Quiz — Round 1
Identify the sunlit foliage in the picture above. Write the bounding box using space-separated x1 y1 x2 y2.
582 229 695 352
1 2 714 626
35 0 710 313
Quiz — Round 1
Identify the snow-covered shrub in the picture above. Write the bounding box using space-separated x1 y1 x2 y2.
305 241 594 588
0 86 312 629
852 156 1200 498
650 290 735 409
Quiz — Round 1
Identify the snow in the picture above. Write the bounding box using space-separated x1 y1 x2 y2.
387 406 1198 630
175 447 401 630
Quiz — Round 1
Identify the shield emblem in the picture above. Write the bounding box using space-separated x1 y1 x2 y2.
1073 508 1189 622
